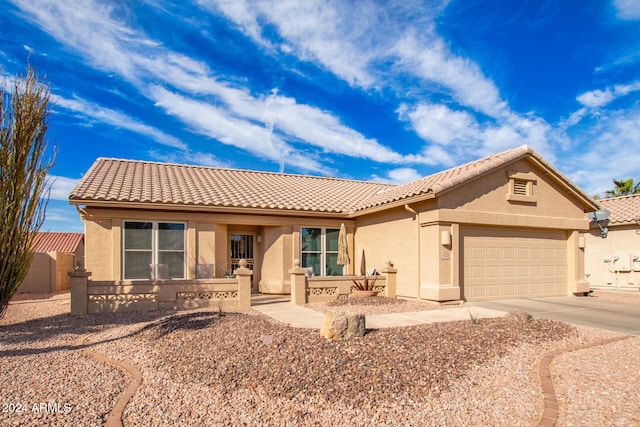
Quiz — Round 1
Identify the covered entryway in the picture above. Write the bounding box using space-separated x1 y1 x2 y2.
462 227 566 301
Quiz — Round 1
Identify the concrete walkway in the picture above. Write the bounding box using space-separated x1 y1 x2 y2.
251 296 506 329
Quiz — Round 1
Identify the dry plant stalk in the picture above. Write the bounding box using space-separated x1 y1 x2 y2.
0 64 56 318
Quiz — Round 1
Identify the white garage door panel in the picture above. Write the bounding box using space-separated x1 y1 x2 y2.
463 228 566 301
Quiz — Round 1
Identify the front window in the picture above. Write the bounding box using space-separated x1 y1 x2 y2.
301 227 341 276
123 221 185 279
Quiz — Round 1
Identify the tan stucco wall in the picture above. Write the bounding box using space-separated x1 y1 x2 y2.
261 225 293 293
585 224 640 290
423 163 588 235
84 218 114 280
55 252 75 291
81 207 355 292
355 206 420 298
18 252 54 293
78 157 593 300
18 251 75 293
352 158 592 301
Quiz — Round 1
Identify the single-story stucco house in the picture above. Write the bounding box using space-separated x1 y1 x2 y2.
585 194 640 290
69 144 599 304
18 232 84 293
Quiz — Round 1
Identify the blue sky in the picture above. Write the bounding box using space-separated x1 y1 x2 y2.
1 0 639 232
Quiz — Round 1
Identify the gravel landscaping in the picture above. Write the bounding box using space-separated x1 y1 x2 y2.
1 291 639 426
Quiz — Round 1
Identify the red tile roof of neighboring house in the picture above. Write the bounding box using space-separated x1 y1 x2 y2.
70 145 597 215
597 194 640 225
31 232 84 253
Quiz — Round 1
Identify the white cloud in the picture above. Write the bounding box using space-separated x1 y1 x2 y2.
398 101 555 164
47 175 79 200
205 0 382 87
401 102 478 146
207 0 508 118
576 81 640 108
150 86 328 174
41 204 84 232
614 0 640 20
261 92 418 163
371 167 422 184
52 95 187 149
394 32 507 118
147 149 228 168
14 0 421 171
562 106 640 196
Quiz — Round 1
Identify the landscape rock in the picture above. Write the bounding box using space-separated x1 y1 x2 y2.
505 309 533 322
320 310 365 340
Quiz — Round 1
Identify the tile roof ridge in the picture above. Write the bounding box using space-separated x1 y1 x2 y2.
599 193 640 201
95 157 396 187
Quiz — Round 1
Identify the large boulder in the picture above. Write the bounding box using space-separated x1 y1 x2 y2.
320 311 366 340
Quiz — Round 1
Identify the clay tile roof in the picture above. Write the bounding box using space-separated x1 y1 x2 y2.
597 194 640 225
70 158 394 214
354 144 595 211
70 145 596 216
31 232 84 253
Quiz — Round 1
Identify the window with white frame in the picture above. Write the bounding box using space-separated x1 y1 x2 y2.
123 221 185 279
301 227 342 276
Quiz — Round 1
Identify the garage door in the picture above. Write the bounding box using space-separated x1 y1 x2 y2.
463 227 566 301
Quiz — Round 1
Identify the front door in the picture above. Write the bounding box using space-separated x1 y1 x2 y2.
230 233 254 275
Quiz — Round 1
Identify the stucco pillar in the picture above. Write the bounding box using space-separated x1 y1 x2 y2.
419 223 461 301
289 258 308 305
382 260 397 298
235 259 253 309
567 230 590 295
68 268 91 315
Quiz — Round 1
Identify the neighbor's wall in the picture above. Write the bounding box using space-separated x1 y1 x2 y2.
18 252 54 293
17 251 75 293
585 224 640 290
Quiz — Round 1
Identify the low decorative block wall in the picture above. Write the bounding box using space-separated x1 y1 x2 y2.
70 264 252 315
306 276 386 303
289 259 398 305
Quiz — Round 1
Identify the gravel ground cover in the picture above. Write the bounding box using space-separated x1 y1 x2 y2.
1 291 638 426
306 295 461 315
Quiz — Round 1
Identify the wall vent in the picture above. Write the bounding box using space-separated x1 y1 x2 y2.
513 179 528 196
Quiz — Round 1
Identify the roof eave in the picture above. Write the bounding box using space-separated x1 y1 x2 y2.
69 198 351 218
348 192 436 217
527 156 599 212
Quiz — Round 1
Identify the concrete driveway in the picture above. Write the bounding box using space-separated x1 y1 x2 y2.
467 296 640 336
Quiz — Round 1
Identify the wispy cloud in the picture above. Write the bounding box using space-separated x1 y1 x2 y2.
397 101 555 165
562 105 640 195
47 175 79 201
370 167 423 184
150 85 328 174
148 149 228 168
614 0 640 20
13 0 419 171
576 81 640 108
53 95 187 149
203 0 549 164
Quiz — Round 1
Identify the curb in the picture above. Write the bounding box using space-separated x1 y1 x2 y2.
536 335 633 426
77 332 143 427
